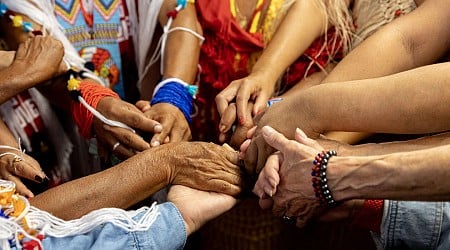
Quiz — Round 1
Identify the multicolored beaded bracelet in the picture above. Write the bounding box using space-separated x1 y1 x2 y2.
311 150 340 207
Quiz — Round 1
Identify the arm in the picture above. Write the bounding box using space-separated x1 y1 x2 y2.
329 145 450 201
245 62 450 173
216 0 330 130
141 0 202 146
31 142 242 220
322 0 450 83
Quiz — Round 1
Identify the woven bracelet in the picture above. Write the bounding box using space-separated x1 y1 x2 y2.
311 150 340 207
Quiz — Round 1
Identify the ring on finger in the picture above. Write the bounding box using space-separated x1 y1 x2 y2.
112 142 121 152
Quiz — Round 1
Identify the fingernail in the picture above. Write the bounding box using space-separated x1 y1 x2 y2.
35 175 43 183
264 187 273 197
296 128 307 139
262 126 274 137
154 124 162 132
219 124 226 133
151 141 160 147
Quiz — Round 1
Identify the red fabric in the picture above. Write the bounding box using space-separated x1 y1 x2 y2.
351 199 384 233
192 0 343 143
71 81 120 139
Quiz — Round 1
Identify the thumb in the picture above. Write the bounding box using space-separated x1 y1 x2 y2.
261 126 290 152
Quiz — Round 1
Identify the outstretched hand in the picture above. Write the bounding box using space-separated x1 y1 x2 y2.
168 185 237 236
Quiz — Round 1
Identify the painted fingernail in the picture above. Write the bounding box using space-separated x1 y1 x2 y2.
238 116 245 125
35 175 43 183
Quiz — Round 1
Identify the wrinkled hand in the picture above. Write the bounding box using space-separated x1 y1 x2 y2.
244 95 318 175
94 97 162 159
13 36 66 82
0 152 45 198
216 74 275 137
157 142 242 196
168 185 237 236
252 126 326 228
137 101 191 147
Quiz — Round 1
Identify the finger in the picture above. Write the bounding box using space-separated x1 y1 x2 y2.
235 85 252 125
169 126 185 143
135 100 151 112
219 103 237 133
261 126 290 152
239 139 251 158
243 138 259 175
253 92 270 116
114 102 162 133
221 146 240 166
295 128 324 151
202 178 242 196
112 142 135 159
263 153 281 193
103 124 148 153
14 160 45 183
216 83 239 116
150 119 171 147
246 126 257 139
7 175 34 198
256 138 275 174
15 39 30 60
259 197 274 210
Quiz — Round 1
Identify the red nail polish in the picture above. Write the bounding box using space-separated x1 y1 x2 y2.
239 116 245 125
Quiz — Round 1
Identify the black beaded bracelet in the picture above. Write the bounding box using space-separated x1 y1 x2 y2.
311 150 339 207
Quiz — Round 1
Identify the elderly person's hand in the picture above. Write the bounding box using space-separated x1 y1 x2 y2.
94 97 163 159
252 126 326 228
168 185 237 236
135 101 191 147
153 141 243 196
12 35 67 82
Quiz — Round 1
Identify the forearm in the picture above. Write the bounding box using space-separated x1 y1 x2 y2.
31 147 171 220
339 132 450 156
300 62 450 135
323 0 450 83
159 2 201 83
250 0 327 83
329 144 450 201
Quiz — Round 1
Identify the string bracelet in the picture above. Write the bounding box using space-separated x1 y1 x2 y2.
70 78 125 138
311 150 340 207
151 78 197 123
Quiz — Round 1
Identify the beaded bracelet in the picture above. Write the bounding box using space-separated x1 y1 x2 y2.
151 78 198 123
311 150 339 207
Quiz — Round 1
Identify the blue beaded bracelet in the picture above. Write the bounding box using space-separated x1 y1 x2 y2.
151 78 198 123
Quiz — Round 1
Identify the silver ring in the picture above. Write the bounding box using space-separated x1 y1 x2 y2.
281 215 295 224
112 142 121 151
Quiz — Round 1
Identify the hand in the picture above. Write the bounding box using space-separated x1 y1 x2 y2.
253 126 326 228
0 152 45 198
139 102 191 147
244 95 318 175
12 36 66 82
216 74 275 134
218 102 256 149
168 185 237 235
94 97 162 159
156 142 242 196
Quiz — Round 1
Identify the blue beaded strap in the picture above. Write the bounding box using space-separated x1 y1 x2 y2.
151 78 198 123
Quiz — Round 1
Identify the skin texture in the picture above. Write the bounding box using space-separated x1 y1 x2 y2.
30 141 242 220
0 120 44 198
253 126 450 227
215 0 329 138
242 0 450 173
245 61 450 175
168 185 237 236
0 36 66 104
141 1 202 147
